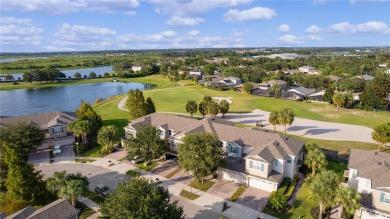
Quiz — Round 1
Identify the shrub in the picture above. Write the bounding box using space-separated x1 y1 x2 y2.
277 178 291 196
284 175 300 200
268 192 288 211
93 98 104 105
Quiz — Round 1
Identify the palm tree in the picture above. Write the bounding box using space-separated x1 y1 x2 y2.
335 185 361 219
371 122 390 152
185 100 198 117
269 111 280 131
46 171 89 206
278 108 295 135
304 143 328 177
271 83 281 98
310 170 339 219
97 125 119 154
69 120 93 144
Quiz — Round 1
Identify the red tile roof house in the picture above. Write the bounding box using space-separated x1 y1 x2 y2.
345 149 390 219
123 113 305 192
0 112 77 150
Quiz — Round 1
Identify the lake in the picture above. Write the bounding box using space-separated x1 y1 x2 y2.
0 66 113 81
0 82 152 116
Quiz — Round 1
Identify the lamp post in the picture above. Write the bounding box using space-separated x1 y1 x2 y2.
76 142 79 158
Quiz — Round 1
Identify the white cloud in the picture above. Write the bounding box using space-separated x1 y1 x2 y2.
224 7 277 22
328 21 389 34
0 17 33 25
149 0 252 16
231 30 246 37
160 30 177 37
350 0 390 4
278 24 290 32
278 35 304 45
306 34 324 40
187 30 200 36
0 17 43 47
1 0 140 15
305 25 322 33
166 16 205 26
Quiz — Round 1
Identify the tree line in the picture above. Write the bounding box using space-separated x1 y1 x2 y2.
185 96 230 118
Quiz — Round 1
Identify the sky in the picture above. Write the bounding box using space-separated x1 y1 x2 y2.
0 0 390 53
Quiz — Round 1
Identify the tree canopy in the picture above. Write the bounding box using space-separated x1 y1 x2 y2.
371 122 390 151
304 143 328 177
278 108 295 135
100 177 184 219
145 97 156 115
75 101 103 135
125 125 169 165
177 133 224 182
185 100 198 117
98 125 119 154
218 100 230 117
242 83 253 94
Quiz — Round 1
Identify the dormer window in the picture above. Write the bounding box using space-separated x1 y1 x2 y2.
53 127 64 134
227 142 242 157
168 130 172 136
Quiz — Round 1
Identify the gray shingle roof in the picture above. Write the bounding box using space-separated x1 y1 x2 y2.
287 86 316 96
0 112 77 130
27 199 79 219
348 149 390 188
5 206 35 219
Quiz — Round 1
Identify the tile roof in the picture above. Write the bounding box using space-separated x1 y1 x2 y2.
348 149 390 188
0 112 77 130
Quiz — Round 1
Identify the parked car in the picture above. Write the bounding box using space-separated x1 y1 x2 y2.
131 156 144 164
94 184 110 197
53 145 62 155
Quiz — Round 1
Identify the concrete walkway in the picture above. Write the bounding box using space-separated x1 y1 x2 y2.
79 197 101 219
226 109 375 143
87 153 277 219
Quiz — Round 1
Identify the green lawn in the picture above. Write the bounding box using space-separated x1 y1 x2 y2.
136 162 158 171
126 169 141 177
179 189 200 200
75 158 96 163
85 190 105 205
79 146 104 157
327 160 347 176
229 186 246 202
189 180 215 192
165 167 181 179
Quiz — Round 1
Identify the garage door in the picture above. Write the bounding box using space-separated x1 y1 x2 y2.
361 209 389 219
249 177 275 192
222 170 243 183
53 137 74 146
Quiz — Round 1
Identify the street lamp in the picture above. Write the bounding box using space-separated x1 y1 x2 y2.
76 142 79 157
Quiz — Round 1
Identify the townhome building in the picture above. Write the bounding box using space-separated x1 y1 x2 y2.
345 149 390 219
123 113 305 192
0 111 77 150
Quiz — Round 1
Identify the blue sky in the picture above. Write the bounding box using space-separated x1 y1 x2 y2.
1 0 389 52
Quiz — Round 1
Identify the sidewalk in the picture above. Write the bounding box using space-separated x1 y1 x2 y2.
91 155 278 219
79 197 101 219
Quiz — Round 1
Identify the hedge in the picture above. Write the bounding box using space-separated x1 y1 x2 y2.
277 177 291 196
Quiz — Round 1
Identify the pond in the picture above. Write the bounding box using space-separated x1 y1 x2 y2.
0 66 113 81
0 82 152 116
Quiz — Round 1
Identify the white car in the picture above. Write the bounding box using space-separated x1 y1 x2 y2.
53 145 62 155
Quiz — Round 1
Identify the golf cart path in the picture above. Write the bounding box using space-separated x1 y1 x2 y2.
118 96 375 143
225 109 375 143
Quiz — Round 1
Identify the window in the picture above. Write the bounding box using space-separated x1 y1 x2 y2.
274 160 278 166
168 130 173 136
287 159 292 164
380 192 390 204
53 127 64 134
249 160 264 171
232 146 237 153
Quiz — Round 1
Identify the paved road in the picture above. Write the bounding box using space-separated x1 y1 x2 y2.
35 163 225 219
226 109 376 143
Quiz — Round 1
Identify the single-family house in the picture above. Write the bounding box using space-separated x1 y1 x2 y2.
132 64 142 72
355 74 375 81
123 113 305 192
234 82 258 93
258 79 288 91
208 76 242 88
308 90 326 102
189 69 203 79
378 64 388 68
3 199 79 219
0 111 77 150
282 86 316 100
345 149 390 219
283 69 301 75
298 66 316 73
328 75 341 82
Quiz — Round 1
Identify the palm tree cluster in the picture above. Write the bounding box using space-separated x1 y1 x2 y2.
186 96 230 118
268 108 295 135
46 171 89 206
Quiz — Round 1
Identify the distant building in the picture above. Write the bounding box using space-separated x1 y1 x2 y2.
208 76 242 88
189 69 203 79
298 66 316 73
282 86 316 100
354 74 375 81
132 64 142 72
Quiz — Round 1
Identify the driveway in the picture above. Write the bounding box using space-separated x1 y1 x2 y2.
170 169 192 185
149 160 178 177
28 145 75 164
207 179 241 199
235 187 270 211
226 109 375 143
35 163 130 192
